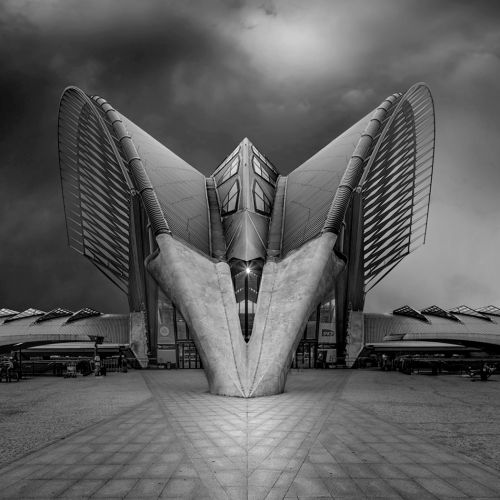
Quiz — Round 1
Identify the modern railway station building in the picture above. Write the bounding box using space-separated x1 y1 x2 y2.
9 82 498 395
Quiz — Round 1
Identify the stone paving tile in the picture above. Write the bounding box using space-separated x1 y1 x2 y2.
386 478 438 499
92 478 138 497
60 479 107 498
354 478 404 498
125 477 169 497
248 468 281 487
323 476 366 497
1 370 500 499
287 476 331 497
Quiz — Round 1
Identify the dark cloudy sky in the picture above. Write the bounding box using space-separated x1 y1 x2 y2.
1 0 499 314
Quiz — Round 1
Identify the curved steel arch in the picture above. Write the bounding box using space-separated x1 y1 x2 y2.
359 83 435 292
58 87 134 294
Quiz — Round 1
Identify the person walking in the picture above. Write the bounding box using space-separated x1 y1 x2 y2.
6 358 14 382
94 353 101 376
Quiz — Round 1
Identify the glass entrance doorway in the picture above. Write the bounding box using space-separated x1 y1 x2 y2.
177 342 202 368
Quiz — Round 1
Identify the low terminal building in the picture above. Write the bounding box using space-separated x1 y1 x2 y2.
3 303 500 371
350 304 500 366
0 307 135 364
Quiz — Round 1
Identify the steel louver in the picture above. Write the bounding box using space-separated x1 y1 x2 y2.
58 87 133 294
361 83 435 292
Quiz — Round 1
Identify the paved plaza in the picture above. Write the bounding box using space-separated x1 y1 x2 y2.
1 369 500 499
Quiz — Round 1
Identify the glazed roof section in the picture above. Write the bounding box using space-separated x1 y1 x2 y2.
0 309 19 318
477 305 500 317
35 308 73 323
1 308 104 325
4 308 45 323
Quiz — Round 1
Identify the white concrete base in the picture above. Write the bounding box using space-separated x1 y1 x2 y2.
146 233 344 397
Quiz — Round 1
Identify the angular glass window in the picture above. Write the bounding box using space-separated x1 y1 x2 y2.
253 181 272 215
252 156 273 185
220 156 239 184
221 180 239 215
252 146 278 173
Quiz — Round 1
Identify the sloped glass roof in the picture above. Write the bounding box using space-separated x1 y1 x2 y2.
66 308 101 323
4 308 45 323
0 308 19 318
449 305 493 322
476 305 500 317
420 305 461 322
393 305 429 323
35 308 74 323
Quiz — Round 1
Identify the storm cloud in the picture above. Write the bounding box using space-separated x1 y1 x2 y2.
1 0 499 314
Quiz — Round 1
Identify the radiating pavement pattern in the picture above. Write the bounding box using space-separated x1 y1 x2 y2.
1 370 500 499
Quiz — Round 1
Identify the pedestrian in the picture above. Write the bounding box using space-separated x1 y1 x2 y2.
94 353 101 376
6 358 14 382
120 353 127 373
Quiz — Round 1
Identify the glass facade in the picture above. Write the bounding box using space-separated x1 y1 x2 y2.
221 180 239 215
153 291 338 368
252 156 273 185
219 156 239 184
253 181 272 215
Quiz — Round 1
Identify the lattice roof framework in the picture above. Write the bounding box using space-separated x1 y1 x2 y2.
0 309 19 318
4 309 45 323
393 305 430 323
449 305 493 322
476 305 500 317
420 305 461 322
66 308 102 323
35 308 74 323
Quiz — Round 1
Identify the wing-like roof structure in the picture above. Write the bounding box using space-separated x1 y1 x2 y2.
59 87 212 297
58 83 435 311
281 110 376 256
117 114 210 255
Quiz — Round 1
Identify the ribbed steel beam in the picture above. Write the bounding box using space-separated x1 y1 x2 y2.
321 93 400 234
91 96 170 238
